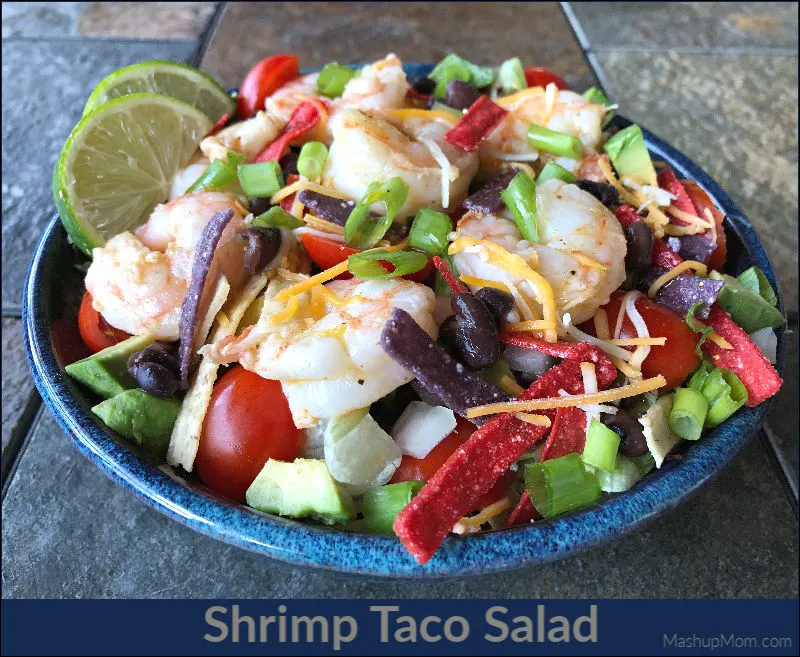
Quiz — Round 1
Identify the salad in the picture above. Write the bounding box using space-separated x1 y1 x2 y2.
56 53 784 565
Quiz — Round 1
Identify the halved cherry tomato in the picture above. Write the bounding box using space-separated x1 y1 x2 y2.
298 233 434 283
682 180 727 272
77 291 130 354
196 366 304 502
238 54 300 120
580 290 700 390
523 67 568 90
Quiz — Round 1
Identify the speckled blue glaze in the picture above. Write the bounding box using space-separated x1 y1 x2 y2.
23 64 785 578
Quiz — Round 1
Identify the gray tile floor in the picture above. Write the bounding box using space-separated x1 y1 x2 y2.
2 2 797 599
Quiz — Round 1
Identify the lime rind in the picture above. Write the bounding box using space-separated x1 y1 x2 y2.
55 92 213 256
83 60 235 121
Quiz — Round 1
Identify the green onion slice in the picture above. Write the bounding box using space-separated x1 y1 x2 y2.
687 359 715 393
237 161 284 198
528 124 584 160
536 161 577 185
685 301 713 357
429 54 494 97
186 152 245 194
525 453 602 518
582 419 621 473
297 141 328 179
362 481 425 535
251 206 303 230
434 250 459 297
582 86 615 128
700 368 748 427
668 388 708 441
344 177 409 250
500 171 539 242
347 249 428 280
408 208 452 255
497 57 526 94
317 63 356 98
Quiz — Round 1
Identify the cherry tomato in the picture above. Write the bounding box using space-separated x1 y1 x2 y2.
580 291 700 390
77 291 130 354
196 366 304 502
238 54 300 120
298 233 435 283
682 180 727 272
524 67 568 90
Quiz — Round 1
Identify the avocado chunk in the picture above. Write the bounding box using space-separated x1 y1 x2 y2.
709 271 785 333
246 458 356 525
65 334 154 399
603 124 657 186
92 389 180 457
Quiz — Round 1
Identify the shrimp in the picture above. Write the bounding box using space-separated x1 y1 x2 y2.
86 192 246 339
484 85 609 160
322 109 479 217
200 110 284 162
205 274 437 428
452 178 626 326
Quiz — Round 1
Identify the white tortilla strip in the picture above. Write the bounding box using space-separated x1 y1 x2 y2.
639 394 681 468
167 272 270 472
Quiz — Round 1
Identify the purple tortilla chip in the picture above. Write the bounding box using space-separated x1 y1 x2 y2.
297 190 355 226
665 234 716 264
463 170 517 214
639 266 724 320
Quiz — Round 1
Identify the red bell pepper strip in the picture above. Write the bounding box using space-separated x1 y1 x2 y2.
539 406 588 462
657 166 697 226
615 205 684 270
432 255 468 294
701 305 782 407
253 101 322 163
204 112 230 138
505 491 539 527
393 340 614 563
278 173 300 212
444 96 508 152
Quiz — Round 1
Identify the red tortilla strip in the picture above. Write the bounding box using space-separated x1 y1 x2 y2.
657 166 696 226
505 491 539 527
254 101 322 163
444 96 508 152
615 204 683 270
539 406 588 462
701 305 782 407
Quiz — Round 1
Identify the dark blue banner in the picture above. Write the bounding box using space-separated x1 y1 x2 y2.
2 599 797 656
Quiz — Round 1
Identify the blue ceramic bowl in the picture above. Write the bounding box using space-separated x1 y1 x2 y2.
23 64 785 577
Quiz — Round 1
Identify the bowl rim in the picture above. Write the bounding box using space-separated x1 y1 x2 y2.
22 67 785 578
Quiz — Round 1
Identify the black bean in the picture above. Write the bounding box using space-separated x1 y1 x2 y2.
437 315 461 359
444 80 482 110
463 170 518 214
237 227 282 275
451 292 499 370
623 221 655 270
474 287 515 327
279 151 299 177
297 190 356 226
411 76 436 95
602 410 649 457
131 360 181 399
575 180 620 208
127 342 179 376
249 197 271 216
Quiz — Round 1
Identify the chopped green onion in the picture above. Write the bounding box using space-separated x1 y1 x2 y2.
317 63 356 97
347 249 428 280
630 453 656 477
582 419 621 473
536 161 576 185
582 86 615 127
685 301 713 357
327 408 370 441
251 206 303 229
497 57 526 94
478 357 518 395
687 359 715 393
500 171 539 242
430 101 464 119
593 454 642 493
737 267 778 307
296 141 328 179
699 368 748 427
434 251 459 297
344 177 409 249
362 481 425 535
237 161 284 198
429 54 494 97
525 453 602 518
527 124 584 159
408 208 452 255
186 152 245 193
668 388 709 441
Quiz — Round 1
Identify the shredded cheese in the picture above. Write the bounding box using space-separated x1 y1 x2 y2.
515 413 551 426
598 157 669 236
541 82 559 125
505 320 555 333
494 86 545 108
271 180 351 204
611 355 642 379
421 137 455 209
571 252 607 271
610 337 666 347
385 108 458 125
704 208 719 247
593 308 610 340
483 148 540 162
580 361 600 434
665 205 714 230
275 261 350 301
504 162 537 179
269 295 301 323
692 318 734 349
623 290 651 371
452 498 513 534
466 375 667 418
302 213 345 235
563 321 633 361
459 274 511 292
502 376 526 395
647 260 708 298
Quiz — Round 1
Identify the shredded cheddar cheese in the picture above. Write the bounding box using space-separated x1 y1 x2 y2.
302 213 345 235
452 498 514 534
271 180 351 204
420 136 456 209
506 319 556 333
502 376 526 396
610 337 666 347
571 252 607 271
275 261 350 302
494 86 545 108
647 260 708 298
593 308 610 340
459 275 511 292
385 108 459 125
515 413 552 426
540 82 559 125
269 295 301 323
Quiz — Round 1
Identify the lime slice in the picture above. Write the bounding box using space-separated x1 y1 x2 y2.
54 93 213 256
83 60 235 121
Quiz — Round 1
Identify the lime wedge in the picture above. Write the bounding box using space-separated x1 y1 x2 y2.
54 93 213 256
83 60 235 121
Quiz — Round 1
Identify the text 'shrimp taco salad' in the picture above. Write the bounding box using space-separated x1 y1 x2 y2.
53 53 784 565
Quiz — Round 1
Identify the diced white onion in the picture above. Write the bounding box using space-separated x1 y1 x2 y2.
748 327 778 364
504 345 557 377
391 402 457 460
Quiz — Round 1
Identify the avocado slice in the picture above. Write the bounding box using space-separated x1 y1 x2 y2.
603 124 657 186
65 334 155 399
246 458 356 525
709 271 785 333
92 389 181 457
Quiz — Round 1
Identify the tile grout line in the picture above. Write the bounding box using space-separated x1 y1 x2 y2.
586 45 798 57
187 1 227 68
559 2 615 101
1 394 42 500
1 36 199 46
